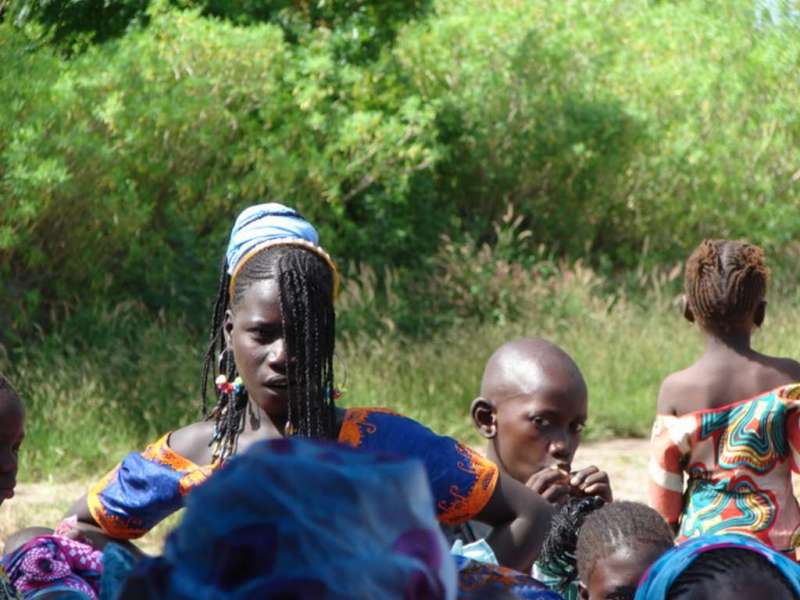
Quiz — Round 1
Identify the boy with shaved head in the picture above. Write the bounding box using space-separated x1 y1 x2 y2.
473 338 611 505
447 338 612 572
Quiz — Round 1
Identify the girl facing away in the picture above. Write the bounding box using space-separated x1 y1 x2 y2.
649 239 800 555
64 203 553 572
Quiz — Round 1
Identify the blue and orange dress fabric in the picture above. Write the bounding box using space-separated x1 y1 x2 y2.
648 383 800 554
88 407 499 539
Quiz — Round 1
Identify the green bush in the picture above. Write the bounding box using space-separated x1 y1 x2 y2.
0 9 443 338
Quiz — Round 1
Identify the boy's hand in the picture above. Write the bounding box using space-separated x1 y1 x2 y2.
525 466 572 505
569 466 613 502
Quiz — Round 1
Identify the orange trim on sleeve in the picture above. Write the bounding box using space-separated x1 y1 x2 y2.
437 443 499 526
337 407 399 447
87 465 148 540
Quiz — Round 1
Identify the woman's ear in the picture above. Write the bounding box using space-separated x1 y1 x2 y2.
223 310 234 347
682 295 695 323
754 299 767 328
578 582 589 600
470 397 497 439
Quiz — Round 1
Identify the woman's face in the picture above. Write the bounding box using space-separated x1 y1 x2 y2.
225 279 291 419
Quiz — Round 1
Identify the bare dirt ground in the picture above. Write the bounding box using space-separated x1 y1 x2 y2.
0 438 653 555
1 438 795 555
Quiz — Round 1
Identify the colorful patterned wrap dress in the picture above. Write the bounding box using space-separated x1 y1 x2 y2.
649 383 800 553
87 407 499 539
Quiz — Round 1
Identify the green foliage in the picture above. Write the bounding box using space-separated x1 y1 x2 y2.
9 0 431 60
0 10 442 337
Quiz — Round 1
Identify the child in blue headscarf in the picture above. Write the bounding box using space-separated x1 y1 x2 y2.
64 203 554 572
635 533 800 600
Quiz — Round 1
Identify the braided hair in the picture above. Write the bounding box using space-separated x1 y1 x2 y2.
538 499 674 592
667 547 796 599
684 239 769 334
201 245 337 461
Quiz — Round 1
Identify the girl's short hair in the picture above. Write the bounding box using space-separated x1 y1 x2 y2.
684 239 769 333
538 498 674 591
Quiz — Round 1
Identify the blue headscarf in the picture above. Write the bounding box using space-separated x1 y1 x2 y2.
634 533 800 599
225 203 339 298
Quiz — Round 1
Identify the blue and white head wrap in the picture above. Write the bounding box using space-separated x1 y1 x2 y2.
634 533 800 599
225 203 338 299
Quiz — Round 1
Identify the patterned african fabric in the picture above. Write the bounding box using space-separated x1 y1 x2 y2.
455 556 563 599
634 533 800 599
3 535 102 599
119 438 457 599
88 407 499 538
648 383 800 553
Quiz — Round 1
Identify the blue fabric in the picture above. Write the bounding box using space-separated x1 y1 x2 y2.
634 533 800 599
225 203 319 275
87 434 216 539
339 409 499 526
125 438 457 600
453 556 563 599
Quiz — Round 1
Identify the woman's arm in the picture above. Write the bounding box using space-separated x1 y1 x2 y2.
476 471 553 572
67 421 216 540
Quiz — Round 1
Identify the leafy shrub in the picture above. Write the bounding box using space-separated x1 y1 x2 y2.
0 9 442 338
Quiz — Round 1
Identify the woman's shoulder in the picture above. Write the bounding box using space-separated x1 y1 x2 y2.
166 420 216 466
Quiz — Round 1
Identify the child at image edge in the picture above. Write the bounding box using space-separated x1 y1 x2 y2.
649 239 800 556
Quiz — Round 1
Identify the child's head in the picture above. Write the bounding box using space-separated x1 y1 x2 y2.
472 338 587 483
0 374 24 504
576 502 673 599
683 239 769 335
538 499 674 600
635 534 800 600
666 548 796 599
202 204 340 460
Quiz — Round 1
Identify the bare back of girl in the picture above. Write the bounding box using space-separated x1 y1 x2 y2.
650 239 800 552
658 239 800 417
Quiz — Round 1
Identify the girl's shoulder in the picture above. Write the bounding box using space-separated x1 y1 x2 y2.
656 367 707 416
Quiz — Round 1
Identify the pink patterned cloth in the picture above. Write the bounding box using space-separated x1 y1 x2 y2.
3 535 102 599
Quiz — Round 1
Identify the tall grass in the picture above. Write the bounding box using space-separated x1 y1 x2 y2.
6 253 800 482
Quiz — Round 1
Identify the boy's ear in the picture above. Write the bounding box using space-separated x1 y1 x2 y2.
682 295 695 323
754 299 767 328
223 310 234 346
470 397 497 439
578 582 589 600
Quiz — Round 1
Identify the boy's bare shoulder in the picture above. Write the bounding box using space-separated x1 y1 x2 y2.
657 368 705 415
167 420 215 466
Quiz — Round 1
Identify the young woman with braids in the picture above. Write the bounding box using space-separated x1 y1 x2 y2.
650 239 800 555
64 204 553 573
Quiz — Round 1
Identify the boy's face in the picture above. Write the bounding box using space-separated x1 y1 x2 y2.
0 391 24 503
490 379 587 484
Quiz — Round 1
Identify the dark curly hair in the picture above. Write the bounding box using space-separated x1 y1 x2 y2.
684 239 769 333
538 499 674 592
